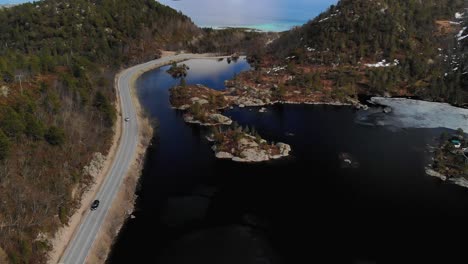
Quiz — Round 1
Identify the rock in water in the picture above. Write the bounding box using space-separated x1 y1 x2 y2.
276 143 291 156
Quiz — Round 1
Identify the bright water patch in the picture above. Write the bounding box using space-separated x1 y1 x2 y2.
357 97 468 132
158 0 338 32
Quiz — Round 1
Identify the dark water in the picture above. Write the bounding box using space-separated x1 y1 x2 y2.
108 59 468 264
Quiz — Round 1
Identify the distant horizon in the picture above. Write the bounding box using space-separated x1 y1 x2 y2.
158 0 338 32
1 0 338 32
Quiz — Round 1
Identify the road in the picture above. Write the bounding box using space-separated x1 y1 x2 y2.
60 54 216 264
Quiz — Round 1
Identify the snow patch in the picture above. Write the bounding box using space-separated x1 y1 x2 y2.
318 17 330 23
266 66 286 74
457 27 467 38
356 98 468 132
365 59 399 68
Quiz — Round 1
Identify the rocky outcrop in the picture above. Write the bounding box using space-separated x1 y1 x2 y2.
426 168 447 181
209 114 233 125
216 152 234 159
212 133 291 163
1 85 8 97
233 96 267 107
276 142 291 156
184 113 232 126
449 177 468 188
174 104 190 110
234 148 270 162
82 152 106 178
190 97 209 105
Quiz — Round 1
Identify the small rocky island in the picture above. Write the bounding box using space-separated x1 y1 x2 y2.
427 129 468 187
169 80 293 162
209 126 291 163
167 62 190 78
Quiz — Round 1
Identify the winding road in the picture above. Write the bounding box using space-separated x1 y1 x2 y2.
60 54 216 264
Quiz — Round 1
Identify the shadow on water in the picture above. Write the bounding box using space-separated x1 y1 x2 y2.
107 59 468 264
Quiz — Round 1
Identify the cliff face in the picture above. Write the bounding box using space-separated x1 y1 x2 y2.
0 1 200 263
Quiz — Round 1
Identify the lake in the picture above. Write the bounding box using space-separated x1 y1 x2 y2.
157 0 338 32
107 58 468 263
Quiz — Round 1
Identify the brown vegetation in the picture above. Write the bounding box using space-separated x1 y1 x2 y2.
0 69 115 264
0 0 200 262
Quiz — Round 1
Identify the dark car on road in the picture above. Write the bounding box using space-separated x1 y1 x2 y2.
91 200 100 211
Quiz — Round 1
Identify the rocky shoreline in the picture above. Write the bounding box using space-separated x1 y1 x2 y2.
170 84 368 127
425 129 468 189
169 83 293 162
426 167 468 188
184 113 232 126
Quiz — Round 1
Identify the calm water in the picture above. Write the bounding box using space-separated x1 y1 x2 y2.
158 0 338 32
108 59 468 263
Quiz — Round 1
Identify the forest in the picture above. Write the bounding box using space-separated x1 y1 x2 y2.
264 0 467 104
0 0 467 262
0 0 199 263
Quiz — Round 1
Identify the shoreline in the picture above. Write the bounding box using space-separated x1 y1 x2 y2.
89 53 232 263
51 52 229 264
47 67 126 264
85 57 156 264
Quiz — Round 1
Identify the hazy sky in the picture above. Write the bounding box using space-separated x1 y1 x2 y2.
0 0 27 4
1 0 338 30
158 0 338 30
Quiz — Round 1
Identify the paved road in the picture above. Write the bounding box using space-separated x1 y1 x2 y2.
60 54 214 264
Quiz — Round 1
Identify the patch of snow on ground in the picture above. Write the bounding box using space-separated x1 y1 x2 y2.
318 17 329 23
457 27 467 37
356 97 468 132
365 59 399 68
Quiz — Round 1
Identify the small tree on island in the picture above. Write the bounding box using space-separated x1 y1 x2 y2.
180 77 187 87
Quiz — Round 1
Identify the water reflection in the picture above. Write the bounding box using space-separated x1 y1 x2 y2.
179 58 251 90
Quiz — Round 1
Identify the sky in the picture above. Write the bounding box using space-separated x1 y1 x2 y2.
0 0 28 4
0 0 338 31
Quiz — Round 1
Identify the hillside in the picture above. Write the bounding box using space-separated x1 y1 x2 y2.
0 0 199 263
240 0 467 105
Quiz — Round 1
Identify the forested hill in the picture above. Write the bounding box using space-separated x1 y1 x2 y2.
0 1 199 263
0 0 199 67
265 0 467 104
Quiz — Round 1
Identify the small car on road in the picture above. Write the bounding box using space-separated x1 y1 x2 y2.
90 200 100 211
124 117 130 122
